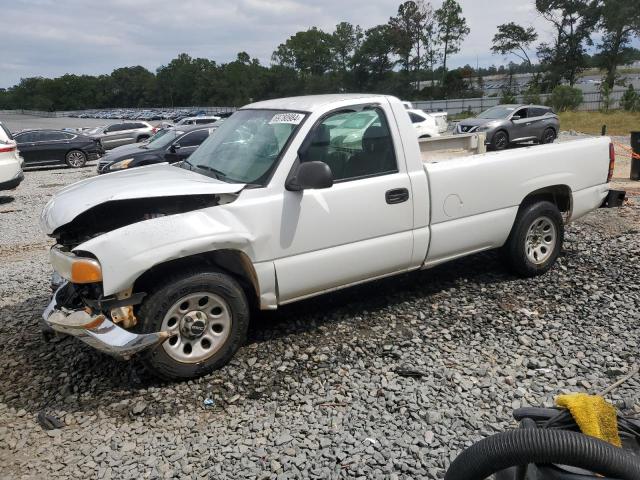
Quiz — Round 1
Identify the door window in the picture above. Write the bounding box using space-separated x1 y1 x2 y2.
513 108 528 119
178 130 209 147
529 107 549 117
15 132 36 143
41 131 66 141
301 107 397 182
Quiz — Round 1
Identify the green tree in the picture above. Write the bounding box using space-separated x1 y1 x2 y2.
621 84 639 111
388 0 425 80
547 85 584 111
435 0 470 85
331 22 363 90
491 22 538 67
597 0 640 89
352 25 395 91
536 0 601 90
271 27 334 77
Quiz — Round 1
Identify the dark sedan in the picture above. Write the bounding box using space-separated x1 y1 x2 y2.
97 125 213 174
13 129 104 168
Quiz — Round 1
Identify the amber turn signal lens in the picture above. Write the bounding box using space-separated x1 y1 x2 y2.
70 259 102 283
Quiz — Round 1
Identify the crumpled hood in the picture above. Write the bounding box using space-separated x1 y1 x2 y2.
40 164 245 234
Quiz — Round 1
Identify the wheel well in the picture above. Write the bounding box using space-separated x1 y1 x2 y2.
520 185 572 215
133 250 260 307
137 135 149 142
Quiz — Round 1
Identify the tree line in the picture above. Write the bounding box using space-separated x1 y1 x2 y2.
0 0 638 111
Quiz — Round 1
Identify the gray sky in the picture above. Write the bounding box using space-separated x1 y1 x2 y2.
1 0 637 88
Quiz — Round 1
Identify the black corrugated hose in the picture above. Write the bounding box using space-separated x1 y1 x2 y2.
444 428 640 480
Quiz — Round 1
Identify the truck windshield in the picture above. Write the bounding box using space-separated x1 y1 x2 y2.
477 106 516 119
183 109 306 185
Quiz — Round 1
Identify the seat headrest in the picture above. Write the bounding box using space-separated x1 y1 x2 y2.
310 124 330 147
362 126 389 153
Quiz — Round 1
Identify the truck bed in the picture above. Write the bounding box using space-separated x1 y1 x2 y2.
419 132 486 163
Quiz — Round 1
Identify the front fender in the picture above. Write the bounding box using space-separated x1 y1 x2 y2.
76 208 255 296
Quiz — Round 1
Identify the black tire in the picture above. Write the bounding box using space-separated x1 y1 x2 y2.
491 130 509 151
503 201 564 277
136 270 250 381
541 127 557 144
65 149 87 168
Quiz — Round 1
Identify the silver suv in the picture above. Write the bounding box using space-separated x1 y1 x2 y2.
91 121 154 150
454 105 560 150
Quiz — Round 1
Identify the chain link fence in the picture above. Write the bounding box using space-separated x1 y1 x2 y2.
413 88 630 115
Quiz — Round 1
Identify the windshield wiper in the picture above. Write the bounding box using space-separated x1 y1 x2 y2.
196 164 227 181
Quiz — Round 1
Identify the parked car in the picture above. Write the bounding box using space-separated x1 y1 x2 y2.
0 122 24 191
13 130 103 168
40 94 615 380
175 116 221 126
97 125 213 174
407 109 441 138
454 104 559 150
91 122 154 150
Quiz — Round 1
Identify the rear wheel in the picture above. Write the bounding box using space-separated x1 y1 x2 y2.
541 127 557 144
503 201 564 277
137 270 250 381
136 135 149 143
65 149 87 168
491 130 509 151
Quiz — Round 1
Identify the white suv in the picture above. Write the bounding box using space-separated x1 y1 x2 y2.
0 122 24 192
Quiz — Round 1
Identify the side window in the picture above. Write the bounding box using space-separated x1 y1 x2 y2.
39 131 64 141
514 108 528 119
530 108 549 117
178 130 209 147
409 112 423 124
63 132 76 140
134 123 146 129
301 107 397 182
15 132 34 143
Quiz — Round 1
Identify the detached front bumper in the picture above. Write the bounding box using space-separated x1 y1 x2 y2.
42 284 171 360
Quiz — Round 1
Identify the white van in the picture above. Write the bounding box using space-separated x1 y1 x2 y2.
0 122 23 191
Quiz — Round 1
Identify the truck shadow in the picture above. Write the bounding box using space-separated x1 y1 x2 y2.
249 249 513 342
0 249 517 417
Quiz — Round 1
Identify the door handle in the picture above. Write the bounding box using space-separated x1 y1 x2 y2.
385 188 409 204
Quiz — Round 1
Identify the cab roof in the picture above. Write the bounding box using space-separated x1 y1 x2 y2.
242 94 395 113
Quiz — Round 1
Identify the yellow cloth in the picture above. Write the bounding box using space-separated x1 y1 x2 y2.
556 393 621 447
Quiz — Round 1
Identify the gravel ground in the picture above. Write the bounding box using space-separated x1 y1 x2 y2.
0 142 639 479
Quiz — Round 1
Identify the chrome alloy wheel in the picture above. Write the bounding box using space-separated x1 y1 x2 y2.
161 292 232 363
67 150 86 167
525 216 557 265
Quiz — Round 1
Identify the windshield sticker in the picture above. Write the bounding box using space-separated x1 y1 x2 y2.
269 113 304 125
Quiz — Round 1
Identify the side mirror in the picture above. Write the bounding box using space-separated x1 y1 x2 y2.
170 143 181 152
511 115 521 121
286 161 333 191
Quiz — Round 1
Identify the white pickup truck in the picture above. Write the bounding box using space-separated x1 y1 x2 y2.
41 94 615 380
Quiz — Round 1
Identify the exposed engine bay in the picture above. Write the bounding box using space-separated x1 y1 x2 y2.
51 194 228 249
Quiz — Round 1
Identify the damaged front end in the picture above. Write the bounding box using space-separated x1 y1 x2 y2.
41 247 172 359
39 164 248 359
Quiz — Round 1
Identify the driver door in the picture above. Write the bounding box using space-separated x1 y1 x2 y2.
273 105 414 303
510 108 531 141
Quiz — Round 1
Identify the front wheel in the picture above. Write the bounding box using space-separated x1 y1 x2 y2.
491 131 509 151
65 149 87 168
137 270 250 381
503 201 564 277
